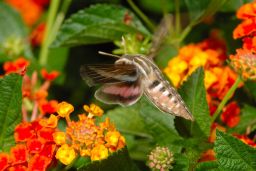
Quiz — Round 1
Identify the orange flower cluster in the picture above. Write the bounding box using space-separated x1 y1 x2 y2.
164 31 241 125
53 102 126 164
0 101 126 170
5 0 49 26
231 1 256 80
0 120 57 171
2 57 59 121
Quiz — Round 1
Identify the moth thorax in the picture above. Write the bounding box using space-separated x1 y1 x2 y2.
115 58 133 65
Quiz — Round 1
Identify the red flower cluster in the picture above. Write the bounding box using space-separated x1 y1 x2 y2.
220 102 240 128
3 57 29 75
30 23 46 46
0 121 56 171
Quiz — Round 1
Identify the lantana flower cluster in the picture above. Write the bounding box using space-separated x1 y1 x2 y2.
230 1 256 80
0 101 126 170
54 102 126 164
0 120 57 171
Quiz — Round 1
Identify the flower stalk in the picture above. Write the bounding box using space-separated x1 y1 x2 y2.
127 0 155 32
211 76 242 123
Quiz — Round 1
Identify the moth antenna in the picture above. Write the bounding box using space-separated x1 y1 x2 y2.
98 51 121 58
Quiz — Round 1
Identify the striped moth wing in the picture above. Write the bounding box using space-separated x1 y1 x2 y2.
80 64 143 106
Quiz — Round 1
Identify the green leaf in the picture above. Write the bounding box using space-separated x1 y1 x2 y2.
138 0 175 14
185 0 227 24
220 0 252 12
173 154 190 171
52 4 150 47
230 105 256 134
175 67 211 169
245 80 256 101
177 67 211 137
0 74 22 152
214 130 256 171
77 148 139 171
0 2 32 58
185 0 209 20
138 97 182 153
104 104 151 138
155 44 177 69
196 161 222 171
47 47 69 84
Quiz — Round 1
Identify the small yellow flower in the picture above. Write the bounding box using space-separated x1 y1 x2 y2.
167 57 188 74
57 101 74 118
39 114 58 128
80 148 91 157
53 132 66 145
190 51 208 67
90 144 109 161
83 103 104 117
204 70 218 89
55 144 76 165
105 131 121 147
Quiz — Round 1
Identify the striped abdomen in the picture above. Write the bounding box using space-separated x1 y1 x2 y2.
143 71 194 121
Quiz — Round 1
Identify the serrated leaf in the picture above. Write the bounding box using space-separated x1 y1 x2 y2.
214 130 256 171
0 74 22 152
138 97 182 152
173 154 189 171
178 67 211 137
77 148 139 171
0 2 32 58
52 4 150 47
230 105 256 134
174 67 211 169
196 161 222 171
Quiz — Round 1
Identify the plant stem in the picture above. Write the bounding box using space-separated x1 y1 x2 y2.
178 20 197 43
211 76 242 123
174 0 181 35
48 0 72 44
39 0 60 66
127 0 156 32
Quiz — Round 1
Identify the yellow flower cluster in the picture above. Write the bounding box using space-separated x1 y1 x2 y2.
164 44 221 88
52 102 125 165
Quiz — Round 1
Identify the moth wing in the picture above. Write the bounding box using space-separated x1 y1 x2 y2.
95 81 143 106
80 64 138 87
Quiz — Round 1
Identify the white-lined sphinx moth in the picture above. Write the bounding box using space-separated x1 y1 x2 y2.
80 15 194 121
